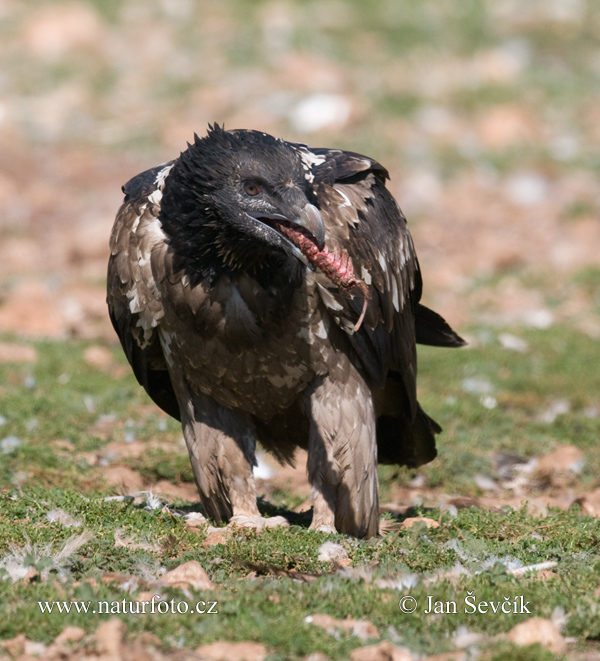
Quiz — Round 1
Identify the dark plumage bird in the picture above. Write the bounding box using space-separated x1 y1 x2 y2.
107 125 464 538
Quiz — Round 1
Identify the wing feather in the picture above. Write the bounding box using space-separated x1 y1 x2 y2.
307 150 419 392
107 163 181 420
303 146 439 466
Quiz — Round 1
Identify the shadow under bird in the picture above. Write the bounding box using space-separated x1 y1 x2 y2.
107 125 464 538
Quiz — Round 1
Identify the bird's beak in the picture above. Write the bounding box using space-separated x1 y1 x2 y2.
290 203 325 251
244 203 326 254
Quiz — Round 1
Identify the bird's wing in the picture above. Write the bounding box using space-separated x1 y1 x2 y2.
107 162 181 420
298 145 450 467
299 146 419 399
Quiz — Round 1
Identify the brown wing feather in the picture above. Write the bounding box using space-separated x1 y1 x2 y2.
308 148 438 467
107 164 181 421
310 151 419 390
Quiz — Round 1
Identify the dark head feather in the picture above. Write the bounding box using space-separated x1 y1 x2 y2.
158 125 311 285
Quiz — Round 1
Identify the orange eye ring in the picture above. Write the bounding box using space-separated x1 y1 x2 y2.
243 181 262 196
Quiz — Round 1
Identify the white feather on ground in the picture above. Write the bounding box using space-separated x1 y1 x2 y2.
0 531 92 582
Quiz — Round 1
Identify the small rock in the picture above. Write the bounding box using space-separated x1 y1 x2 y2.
523 309 554 329
53 626 86 645
574 488 600 517
101 466 145 492
0 342 38 363
537 445 585 474
480 395 497 409
204 530 228 546
24 640 47 656
304 653 332 661
229 515 289 531
401 517 439 529
505 617 566 655
410 474 426 488
184 512 208 528
94 618 125 659
305 614 379 641
163 560 215 591
349 640 414 661
504 171 549 207
196 641 267 661
452 626 486 648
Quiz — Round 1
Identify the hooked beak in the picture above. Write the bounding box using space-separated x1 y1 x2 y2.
293 203 325 251
244 202 326 262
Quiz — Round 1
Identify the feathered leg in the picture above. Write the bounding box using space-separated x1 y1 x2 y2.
172 380 288 530
168 369 259 522
304 364 379 538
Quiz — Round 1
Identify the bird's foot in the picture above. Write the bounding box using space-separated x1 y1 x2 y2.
309 523 337 534
228 514 290 531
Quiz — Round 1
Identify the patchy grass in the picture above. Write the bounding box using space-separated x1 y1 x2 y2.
0 327 599 658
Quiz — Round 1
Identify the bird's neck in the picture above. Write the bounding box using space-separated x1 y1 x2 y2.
164 223 303 292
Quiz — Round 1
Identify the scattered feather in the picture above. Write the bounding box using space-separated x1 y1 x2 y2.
498 332 528 352
374 573 420 591
508 561 557 577
462 377 494 394
0 531 92 582
317 542 348 563
46 509 81 528
474 474 500 491
538 399 570 423
1 436 21 454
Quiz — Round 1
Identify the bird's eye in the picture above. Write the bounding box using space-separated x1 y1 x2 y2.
243 181 262 196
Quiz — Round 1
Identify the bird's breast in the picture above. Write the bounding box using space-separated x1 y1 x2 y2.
158 272 333 419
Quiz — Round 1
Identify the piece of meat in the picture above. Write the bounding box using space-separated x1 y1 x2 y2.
276 222 369 331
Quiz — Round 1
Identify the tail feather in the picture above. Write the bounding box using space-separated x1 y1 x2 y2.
376 402 439 468
415 304 466 348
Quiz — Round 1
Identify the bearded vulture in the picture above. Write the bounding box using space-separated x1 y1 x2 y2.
107 125 464 538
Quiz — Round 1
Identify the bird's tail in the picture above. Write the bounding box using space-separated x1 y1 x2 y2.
376 405 439 469
415 304 466 348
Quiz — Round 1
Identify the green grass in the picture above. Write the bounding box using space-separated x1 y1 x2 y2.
0 327 599 658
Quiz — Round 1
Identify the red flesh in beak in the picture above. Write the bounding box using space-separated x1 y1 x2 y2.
274 222 369 332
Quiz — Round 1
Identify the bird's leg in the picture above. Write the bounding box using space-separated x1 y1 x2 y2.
304 364 379 538
174 382 288 530
172 383 259 522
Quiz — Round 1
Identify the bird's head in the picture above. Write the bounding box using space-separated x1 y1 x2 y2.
159 124 325 279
